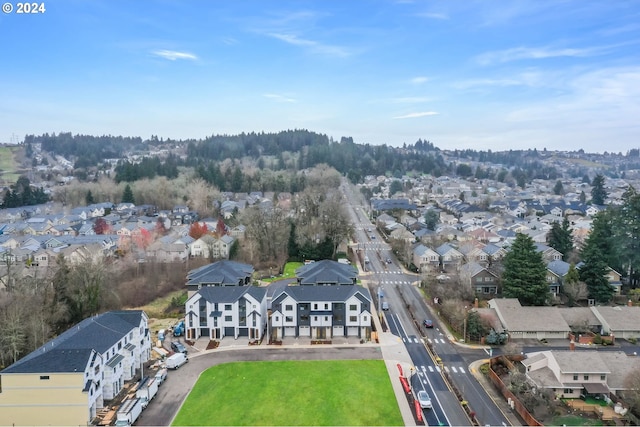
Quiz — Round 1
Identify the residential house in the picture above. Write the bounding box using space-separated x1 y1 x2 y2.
412 244 440 273
535 243 563 262
458 262 499 296
591 305 640 340
186 260 254 297
522 350 640 399
189 234 235 260
270 285 372 340
488 298 571 340
295 260 358 286
184 286 267 341
546 260 571 297
0 310 151 426
435 243 464 271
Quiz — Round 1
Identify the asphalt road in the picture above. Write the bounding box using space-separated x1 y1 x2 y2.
137 346 383 426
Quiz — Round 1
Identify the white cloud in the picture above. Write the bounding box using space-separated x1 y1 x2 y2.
416 12 449 20
475 45 599 66
152 50 198 61
410 76 429 84
391 96 432 104
393 111 439 119
263 93 297 103
268 33 351 57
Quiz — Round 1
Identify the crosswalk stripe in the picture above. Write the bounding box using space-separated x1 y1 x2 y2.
444 366 449 373
435 366 441 373
451 366 458 373
459 367 466 374
428 366 434 372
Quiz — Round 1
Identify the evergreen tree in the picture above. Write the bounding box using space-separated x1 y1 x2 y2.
612 186 640 285
424 210 439 231
121 184 135 204
85 190 95 205
579 244 613 303
587 210 620 275
502 233 549 306
591 174 607 205
547 217 573 261
553 180 564 195
287 222 300 260
579 191 586 204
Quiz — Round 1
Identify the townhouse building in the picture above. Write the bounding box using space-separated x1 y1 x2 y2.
0 310 151 426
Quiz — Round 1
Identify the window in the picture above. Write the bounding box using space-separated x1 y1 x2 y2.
363 316 368 322
40 375 50 380
584 375 589 380
275 316 279 322
314 304 318 310
563 388 572 394
285 316 293 322
285 305 293 311
573 375 578 381
324 303 329 309
349 316 357 322
601 375 606 380
225 304 232 310
349 304 357 311
324 316 328 321
314 316 318 321
225 315 232 321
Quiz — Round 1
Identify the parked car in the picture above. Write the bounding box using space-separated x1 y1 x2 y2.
171 341 187 354
165 352 188 370
423 319 433 328
381 301 389 311
417 390 432 409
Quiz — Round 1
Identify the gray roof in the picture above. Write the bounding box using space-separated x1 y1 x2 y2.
2 310 144 374
195 285 267 304
490 298 571 333
273 285 372 304
547 260 570 277
187 260 254 286
594 306 640 332
295 260 357 285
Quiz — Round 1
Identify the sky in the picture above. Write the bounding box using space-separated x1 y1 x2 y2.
1 0 639 153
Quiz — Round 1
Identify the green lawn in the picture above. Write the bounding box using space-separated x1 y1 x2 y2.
0 146 21 185
172 360 403 426
552 415 603 426
261 262 303 283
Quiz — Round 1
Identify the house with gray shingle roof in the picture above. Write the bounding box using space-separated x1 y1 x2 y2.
459 262 498 296
591 305 640 339
295 260 357 286
186 260 254 297
522 350 640 400
546 260 571 297
0 310 150 426
271 285 372 340
488 298 571 340
184 285 267 341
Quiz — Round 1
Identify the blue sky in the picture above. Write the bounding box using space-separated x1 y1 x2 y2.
1 0 639 153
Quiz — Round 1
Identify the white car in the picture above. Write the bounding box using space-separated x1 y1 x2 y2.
417 390 432 409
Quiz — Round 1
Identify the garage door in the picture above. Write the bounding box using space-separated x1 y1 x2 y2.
332 326 344 337
224 327 235 337
200 328 210 337
285 326 296 337
347 326 359 337
299 326 311 337
238 328 249 337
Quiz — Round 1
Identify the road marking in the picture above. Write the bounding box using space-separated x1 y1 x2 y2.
435 366 441 373
451 366 458 373
428 366 434 372
444 366 449 373
459 367 466 374
413 337 419 343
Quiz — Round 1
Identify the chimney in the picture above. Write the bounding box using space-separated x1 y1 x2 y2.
629 299 633 307
570 340 575 351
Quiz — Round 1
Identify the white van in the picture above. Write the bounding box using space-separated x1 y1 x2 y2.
166 352 188 370
155 368 167 385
